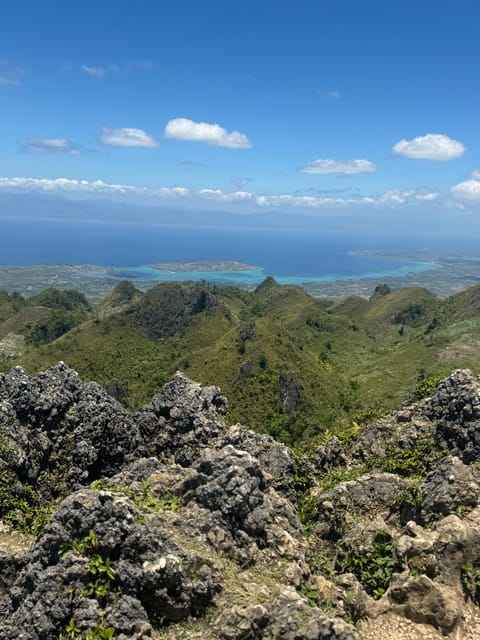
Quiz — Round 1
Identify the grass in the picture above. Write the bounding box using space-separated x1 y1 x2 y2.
3 279 480 447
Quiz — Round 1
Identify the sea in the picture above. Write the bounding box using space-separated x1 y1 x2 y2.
0 215 466 286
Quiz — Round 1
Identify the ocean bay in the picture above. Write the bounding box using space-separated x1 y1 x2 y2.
0 216 434 280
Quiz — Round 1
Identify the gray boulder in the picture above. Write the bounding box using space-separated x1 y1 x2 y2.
420 455 480 522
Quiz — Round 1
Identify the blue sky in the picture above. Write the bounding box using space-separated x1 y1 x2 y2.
1 0 480 216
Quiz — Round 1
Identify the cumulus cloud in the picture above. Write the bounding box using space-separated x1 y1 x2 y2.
0 176 188 199
299 159 377 175
0 175 445 211
99 127 158 148
415 192 438 201
165 118 251 149
392 133 465 161
154 186 189 198
21 137 83 155
0 177 142 195
451 172 480 200
198 189 255 202
0 59 26 87
376 188 440 206
81 60 152 78
197 188 363 209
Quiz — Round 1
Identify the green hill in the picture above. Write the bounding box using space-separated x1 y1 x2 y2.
3 279 480 445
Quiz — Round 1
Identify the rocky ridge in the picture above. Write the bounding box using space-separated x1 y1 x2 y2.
0 365 480 638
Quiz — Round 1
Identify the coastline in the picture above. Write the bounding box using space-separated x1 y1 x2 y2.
1 251 480 302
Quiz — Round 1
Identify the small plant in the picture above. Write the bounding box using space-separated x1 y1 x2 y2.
461 559 480 604
58 529 115 602
132 482 180 513
307 544 336 578
82 554 116 600
455 504 471 518
301 586 321 607
377 437 440 478
65 619 81 639
319 466 366 492
410 374 442 401
60 529 100 557
340 531 394 599
298 495 318 534
32 505 55 537
61 621 115 640
293 474 311 494
0 469 41 534
90 479 110 491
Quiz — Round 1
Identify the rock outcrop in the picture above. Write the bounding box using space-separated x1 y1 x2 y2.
1 366 480 638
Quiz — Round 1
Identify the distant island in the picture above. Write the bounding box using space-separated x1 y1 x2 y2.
148 260 259 273
3 250 480 302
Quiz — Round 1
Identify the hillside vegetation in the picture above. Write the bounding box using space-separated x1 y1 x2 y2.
2 279 480 444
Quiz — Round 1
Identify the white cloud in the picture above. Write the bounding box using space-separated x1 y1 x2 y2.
415 192 438 201
392 134 465 161
0 176 447 211
451 172 480 201
0 59 26 87
0 177 140 194
377 189 414 205
299 159 377 175
376 188 440 206
327 90 341 99
197 189 438 209
154 186 189 198
165 118 251 149
198 189 255 202
0 177 189 199
99 127 158 148
197 188 353 209
21 137 83 155
81 60 152 78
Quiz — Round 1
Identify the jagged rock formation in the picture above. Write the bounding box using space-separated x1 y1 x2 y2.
1 365 480 638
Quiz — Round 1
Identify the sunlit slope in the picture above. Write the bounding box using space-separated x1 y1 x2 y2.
8 278 480 444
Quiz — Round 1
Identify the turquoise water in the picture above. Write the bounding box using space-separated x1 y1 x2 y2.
0 216 441 284
110 260 438 287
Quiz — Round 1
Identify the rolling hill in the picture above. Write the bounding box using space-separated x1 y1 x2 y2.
2 278 480 445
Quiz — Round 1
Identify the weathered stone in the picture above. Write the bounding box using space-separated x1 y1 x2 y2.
426 369 480 463
420 455 480 522
144 372 228 466
314 473 408 539
215 588 357 640
217 424 298 501
1 364 480 639
278 371 300 414
388 574 463 633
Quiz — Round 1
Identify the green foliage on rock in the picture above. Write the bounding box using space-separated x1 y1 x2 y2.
340 530 395 599
461 560 480 605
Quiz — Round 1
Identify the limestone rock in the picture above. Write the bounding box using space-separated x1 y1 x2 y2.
420 455 480 522
388 575 462 633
